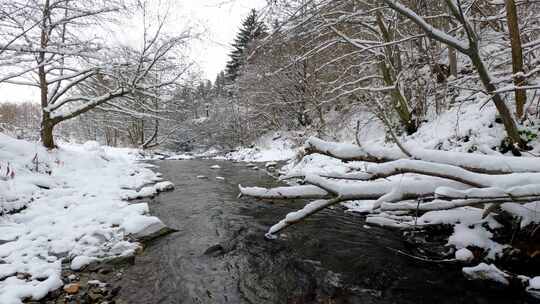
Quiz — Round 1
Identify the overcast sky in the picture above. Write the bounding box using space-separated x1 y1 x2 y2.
0 0 267 102
186 0 267 80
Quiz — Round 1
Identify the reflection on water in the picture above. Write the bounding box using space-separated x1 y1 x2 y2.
115 160 525 304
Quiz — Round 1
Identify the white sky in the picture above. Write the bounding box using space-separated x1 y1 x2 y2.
0 0 267 103
177 0 267 80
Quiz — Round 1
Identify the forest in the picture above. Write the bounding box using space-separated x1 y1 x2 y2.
1 0 540 303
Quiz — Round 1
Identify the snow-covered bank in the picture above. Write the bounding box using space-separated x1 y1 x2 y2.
219 132 298 162
0 134 173 304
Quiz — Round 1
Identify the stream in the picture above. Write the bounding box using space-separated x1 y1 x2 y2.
113 159 525 304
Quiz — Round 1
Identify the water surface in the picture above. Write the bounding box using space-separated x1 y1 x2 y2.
115 160 525 304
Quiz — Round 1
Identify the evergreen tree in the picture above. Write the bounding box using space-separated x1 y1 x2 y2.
213 71 227 97
225 9 267 82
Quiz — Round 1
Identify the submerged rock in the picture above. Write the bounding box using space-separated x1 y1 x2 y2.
203 244 225 256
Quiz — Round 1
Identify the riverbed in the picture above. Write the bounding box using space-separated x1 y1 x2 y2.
113 160 525 303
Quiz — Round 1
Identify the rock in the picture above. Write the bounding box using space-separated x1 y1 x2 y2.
16 272 31 280
64 283 81 294
216 176 225 181
210 165 221 169
98 266 112 275
204 244 225 256
110 286 122 297
133 220 178 242
265 161 278 168
88 280 107 288
87 290 103 302
197 175 208 179
155 181 174 192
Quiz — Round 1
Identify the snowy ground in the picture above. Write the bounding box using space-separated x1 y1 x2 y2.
219 132 298 162
0 134 172 304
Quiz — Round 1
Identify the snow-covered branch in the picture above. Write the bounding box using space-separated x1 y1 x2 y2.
241 137 540 237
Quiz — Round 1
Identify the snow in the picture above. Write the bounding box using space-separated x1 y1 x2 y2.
0 271 63 304
500 202 540 227
527 276 540 299
210 165 221 169
529 277 540 289
448 224 505 259
222 132 297 162
121 215 162 235
166 154 194 160
265 161 278 168
70 256 98 271
416 208 500 228
455 248 474 262
342 200 377 213
155 181 175 192
0 134 172 303
462 263 509 285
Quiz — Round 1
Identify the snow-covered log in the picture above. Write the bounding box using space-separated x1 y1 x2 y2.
241 137 540 237
302 137 540 174
238 185 331 199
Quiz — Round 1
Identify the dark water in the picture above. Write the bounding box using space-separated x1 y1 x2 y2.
115 160 526 304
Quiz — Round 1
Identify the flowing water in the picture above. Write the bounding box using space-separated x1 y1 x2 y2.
114 160 526 304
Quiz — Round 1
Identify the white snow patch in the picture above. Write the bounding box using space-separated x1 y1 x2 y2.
455 248 474 262
70 256 98 271
462 263 509 285
155 181 174 192
529 277 540 289
448 224 505 259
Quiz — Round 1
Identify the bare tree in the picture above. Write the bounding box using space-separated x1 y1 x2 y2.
0 0 192 148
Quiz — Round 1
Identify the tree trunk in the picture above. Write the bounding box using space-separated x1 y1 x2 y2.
376 12 416 134
469 48 525 149
379 60 416 134
448 47 458 77
39 0 54 149
505 0 526 119
41 119 56 149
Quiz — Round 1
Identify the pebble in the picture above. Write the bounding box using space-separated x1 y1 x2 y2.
63 283 80 294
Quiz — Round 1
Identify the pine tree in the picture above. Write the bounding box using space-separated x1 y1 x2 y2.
225 9 267 82
213 71 227 97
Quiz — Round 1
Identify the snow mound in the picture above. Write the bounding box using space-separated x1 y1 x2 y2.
455 248 474 262
462 263 509 285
